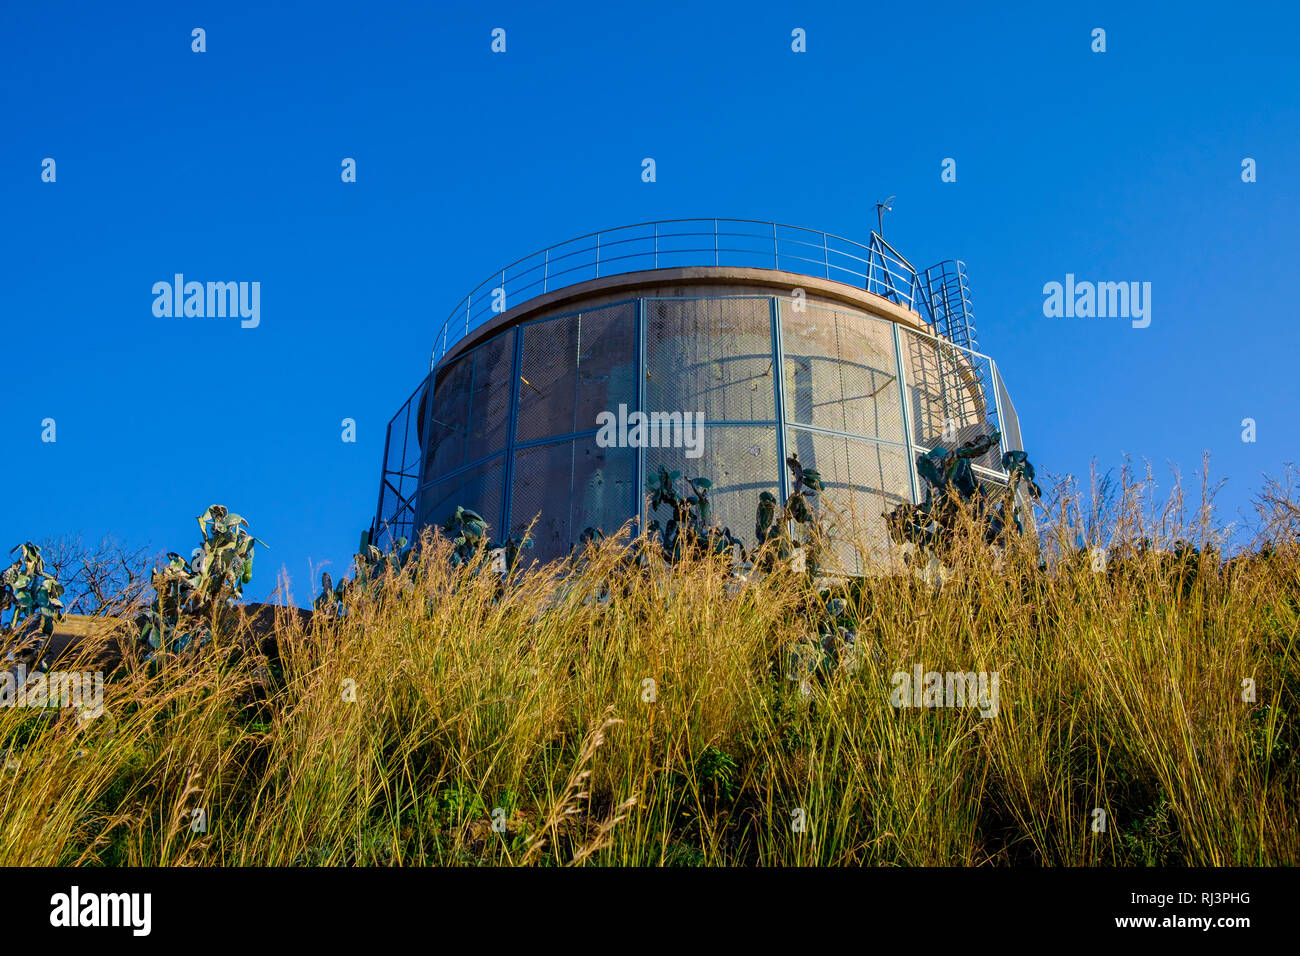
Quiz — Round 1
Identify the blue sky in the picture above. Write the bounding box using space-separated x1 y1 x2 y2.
3 0 1297 604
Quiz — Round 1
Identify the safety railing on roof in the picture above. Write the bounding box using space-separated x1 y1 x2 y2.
430 219 924 370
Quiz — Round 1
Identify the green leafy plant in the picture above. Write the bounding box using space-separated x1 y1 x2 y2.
754 454 826 575
315 529 419 617
884 432 1041 556
645 467 743 565
314 571 345 617
0 541 65 639
571 526 606 554
441 506 531 578
782 590 867 696
694 745 739 808
443 507 489 568
135 505 264 659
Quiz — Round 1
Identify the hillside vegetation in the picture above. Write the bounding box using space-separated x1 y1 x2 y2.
1 466 1296 866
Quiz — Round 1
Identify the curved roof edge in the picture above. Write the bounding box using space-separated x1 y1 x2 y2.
439 265 932 368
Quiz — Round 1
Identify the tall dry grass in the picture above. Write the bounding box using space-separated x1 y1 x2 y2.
1 465 1296 866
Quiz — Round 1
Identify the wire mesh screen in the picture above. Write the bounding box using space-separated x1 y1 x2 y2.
901 328 1001 471
785 428 915 574
781 304 904 443
466 330 515 462
645 298 776 423
516 302 637 443
378 289 1025 570
574 303 637 436
510 436 636 562
423 350 473 478
516 313 579 442
422 331 518 478
418 454 506 539
509 440 575 556
642 425 781 547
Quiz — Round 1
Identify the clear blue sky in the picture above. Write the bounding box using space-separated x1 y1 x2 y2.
3 1 1297 604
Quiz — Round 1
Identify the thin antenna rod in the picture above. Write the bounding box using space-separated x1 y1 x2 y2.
876 195 896 237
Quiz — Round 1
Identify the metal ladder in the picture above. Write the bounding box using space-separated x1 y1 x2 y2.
921 260 986 437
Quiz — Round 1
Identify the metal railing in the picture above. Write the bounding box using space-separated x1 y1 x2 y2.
430 219 925 370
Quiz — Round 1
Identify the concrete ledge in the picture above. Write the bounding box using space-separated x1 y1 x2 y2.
441 266 932 367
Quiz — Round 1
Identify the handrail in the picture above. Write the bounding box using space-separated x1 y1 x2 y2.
429 218 925 370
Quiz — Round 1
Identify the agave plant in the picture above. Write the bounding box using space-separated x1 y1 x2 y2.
136 505 264 659
0 541 65 639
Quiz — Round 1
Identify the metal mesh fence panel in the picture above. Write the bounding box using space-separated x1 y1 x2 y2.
465 329 515 463
423 350 473 478
785 428 914 574
510 436 635 562
574 303 637 436
901 328 1001 471
642 424 780 548
965 350 1001 436
509 440 575 557
417 454 506 541
374 375 428 549
517 313 580 442
516 302 638 443
645 297 776 423
781 303 904 443
422 330 517 478
570 434 637 549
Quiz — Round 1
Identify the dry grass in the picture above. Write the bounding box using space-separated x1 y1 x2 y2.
1 468 1296 866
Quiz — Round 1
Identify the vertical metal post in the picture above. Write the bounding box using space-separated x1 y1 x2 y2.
543 248 549 293
635 297 647 529
502 328 524 535
653 222 659 269
772 222 779 271
893 324 921 504
772 296 790 505
411 370 433 535
713 219 719 266
596 232 601 278
373 415 395 546
396 385 412 520
823 233 830 280
415 369 432 469
989 357 1008 464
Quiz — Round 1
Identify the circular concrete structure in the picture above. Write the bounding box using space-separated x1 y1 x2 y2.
374 221 1024 571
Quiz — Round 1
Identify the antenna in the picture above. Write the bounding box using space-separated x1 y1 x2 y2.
875 195 895 237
